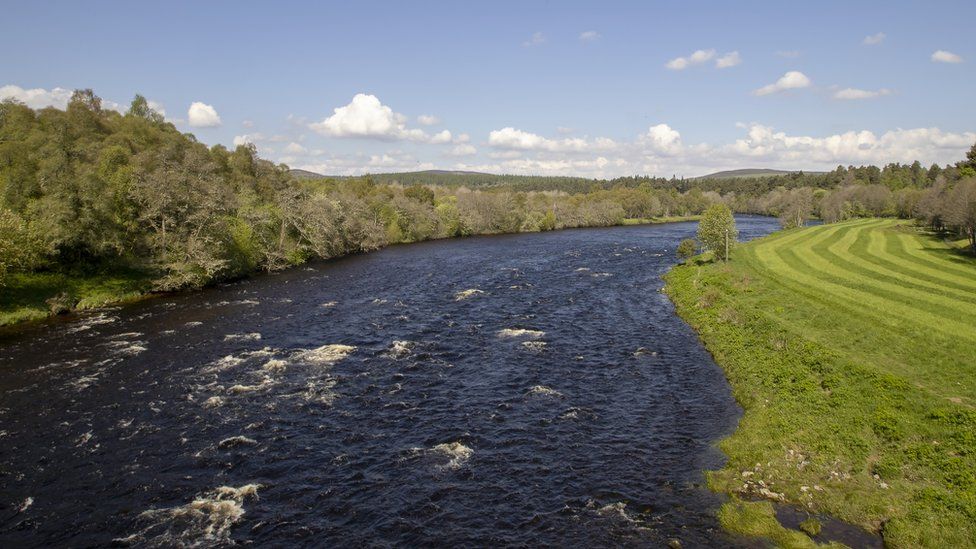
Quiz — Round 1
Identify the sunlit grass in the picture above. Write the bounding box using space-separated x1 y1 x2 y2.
665 218 976 547
0 268 153 326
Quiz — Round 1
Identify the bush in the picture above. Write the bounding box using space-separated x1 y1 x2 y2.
676 238 698 262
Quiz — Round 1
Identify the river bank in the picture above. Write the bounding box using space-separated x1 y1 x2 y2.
0 215 700 328
664 218 976 548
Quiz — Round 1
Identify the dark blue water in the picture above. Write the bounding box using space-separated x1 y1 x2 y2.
0 216 780 547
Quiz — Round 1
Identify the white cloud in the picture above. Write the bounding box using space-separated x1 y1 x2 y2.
523 32 545 47
556 126 574 134
417 114 440 125
863 32 886 45
0 84 74 109
283 142 307 154
932 50 963 63
450 144 477 156
715 51 742 68
188 101 222 127
290 122 976 179
721 124 975 169
310 93 451 143
242 120 254 128
1 85 72 109
453 133 470 143
638 124 684 155
233 133 263 146
666 49 715 70
753 71 811 96
833 87 892 100
429 130 452 144
488 127 616 153
147 100 166 117
579 30 600 42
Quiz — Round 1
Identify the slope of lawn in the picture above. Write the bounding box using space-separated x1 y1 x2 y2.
665 218 976 548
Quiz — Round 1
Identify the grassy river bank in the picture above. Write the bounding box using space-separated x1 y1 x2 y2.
665 218 976 547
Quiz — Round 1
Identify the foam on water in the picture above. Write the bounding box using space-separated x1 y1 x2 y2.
528 385 562 397
262 359 288 373
430 441 474 470
520 341 547 352
497 328 545 339
203 396 225 408
454 288 485 301
223 333 262 342
115 484 261 546
218 436 258 449
320 301 338 308
16 497 33 513
227 377 277 394
386 340 415 358
294 344 356 366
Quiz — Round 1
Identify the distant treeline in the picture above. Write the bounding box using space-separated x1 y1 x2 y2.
1 90 975 294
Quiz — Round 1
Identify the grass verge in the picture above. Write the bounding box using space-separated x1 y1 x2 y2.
0 268 154 326
664 218 976 548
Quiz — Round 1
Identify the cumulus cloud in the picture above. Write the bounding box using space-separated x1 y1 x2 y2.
665 49 715 70
488 127 616 153
0 85 74 109
311 93 452 143
721 124 975 169
753 71 811 96
417 114 440 125
931 50 963 63
453 133 471 143
291 150 435 176
429 130 452 144
450 144 477 156
188 101 222 127
833 88 892 100
283 142 307 154
863 32 886 45
523 32 545 47
638 124 683 155
579 30 600 42
715 51 742 68
233 133 263 146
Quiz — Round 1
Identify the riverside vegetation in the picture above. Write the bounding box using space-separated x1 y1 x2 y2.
666 218 976 547
3 90 976 325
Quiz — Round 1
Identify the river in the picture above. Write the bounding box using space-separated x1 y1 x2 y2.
0 216 781 547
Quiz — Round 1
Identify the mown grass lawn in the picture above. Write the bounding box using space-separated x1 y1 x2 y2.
665 218 976 548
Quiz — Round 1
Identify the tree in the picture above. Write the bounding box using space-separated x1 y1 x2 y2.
955 141 976 177
944 178 976 253
676 238 698 262
697 204 738 261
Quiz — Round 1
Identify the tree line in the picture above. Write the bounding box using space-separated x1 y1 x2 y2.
1 90 974 295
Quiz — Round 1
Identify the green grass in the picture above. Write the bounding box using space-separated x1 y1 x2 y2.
0 268 153 326
664 218 976 548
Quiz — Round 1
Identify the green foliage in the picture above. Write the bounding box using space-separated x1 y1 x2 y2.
697 204 738 260
676 238 698 261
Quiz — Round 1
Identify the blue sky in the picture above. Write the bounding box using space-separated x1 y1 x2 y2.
2 0 974 177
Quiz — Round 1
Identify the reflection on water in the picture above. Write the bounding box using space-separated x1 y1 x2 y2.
0 217 781 547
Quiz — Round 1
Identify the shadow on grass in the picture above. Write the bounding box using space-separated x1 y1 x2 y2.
1 267 154 325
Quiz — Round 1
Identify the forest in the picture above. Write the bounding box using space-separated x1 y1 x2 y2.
1 90 975 308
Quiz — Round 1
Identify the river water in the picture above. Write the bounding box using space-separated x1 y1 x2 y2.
0 216 781 547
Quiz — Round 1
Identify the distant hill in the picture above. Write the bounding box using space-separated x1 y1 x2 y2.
289 168 328 180
698 168 825 179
